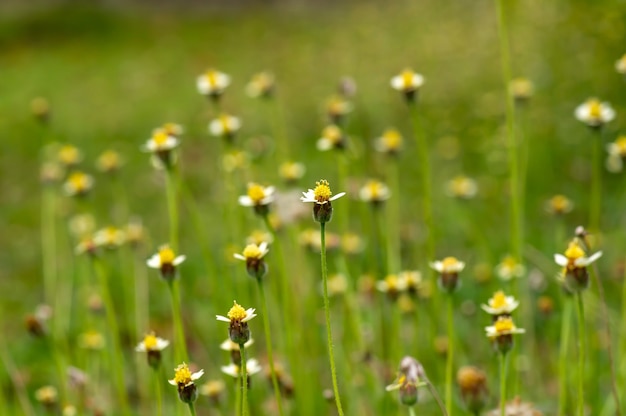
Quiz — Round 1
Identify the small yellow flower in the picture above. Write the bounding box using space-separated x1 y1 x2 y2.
35 386 58 405
217 301 257 323
615 53 626 75
58 145 83 167
96 150 122 173
135 332 169 352
386 356 427 406
575 98 615 127
390 68 425 93
359 179 391 203
495 255 525 281
79 330 105 350
376 274 408 297
481 291 519 315
125 218 144 247
200 380 226 399
93 226 126 249
445 175 478 199
222 150 250 172
197 69 230 97
63 171 94 197
326 95 353 122
399 270 422 294
554 239 602 270
279 161 306 183
374 128 403 155
317 125 346 151
509 77 534 101
143 128 179 153
324 273 349 297
545 194 573 215
246 71 275 98
147 245 186 280
209 114 241 138
485 316 525 338
160 123 184 137
168 362 204 387
238 183 275 207
301 179 346 205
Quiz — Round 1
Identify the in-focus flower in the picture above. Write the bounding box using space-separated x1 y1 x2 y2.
135 332 169 369
445 175 478 199
391 69 425 101
359 179 391 205
233 242 269 280
430 257 465 293
545 194 573 216
575 98 615 128
376 274 408 300
246 71 274 98
325 95 353 124
386 356 427 406
143 127 180 169
509 77 534 102
63 171 94 197
495 255 526 281
216 301 257 345
606 135 626 173
481 291 519 316
147 245 186 281
96 150 122 174
221 358 262 379
58 145 83 167
485 316 525 354
168 362 204 404
554 239 602 292
457 366 488 414
301 179 346 223
93 226 126 250
279 161 306 184
374 128 403 156
197 69 230 99
209 114 241 141
238 183 275 216
317 125 347 151
615 54 626 75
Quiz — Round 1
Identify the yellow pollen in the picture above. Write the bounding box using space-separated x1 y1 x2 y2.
398 374 407 385
68 172 88 191
207 70 218 87
402 69 414 88
227 301 247 321
242 244 262 259
494 317 515 333
491 291 507 309
174 363 193 385
385 274 399 289
313 180 333 202
159 246 175 264
383 129 402 149
367 181 382 198
322 125 342 143
220 114 231 132
143 333 158 350
59 146 80 164
550 195 570 212
564 241 585 260
588 99 602 118
153 130 169 146
442 257 459 269
247 184 266 203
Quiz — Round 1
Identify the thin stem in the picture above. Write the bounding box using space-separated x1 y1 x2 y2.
188 402 197 416
257 279 285 416
320 222 345 416
590 129 602 231
165 168 179 252
445 296 454 416
41 186 57 311
575 292 585 416
240 343 249 416
558 298 573 416
0 341 35 416
168 280 188 363
408 406 417 416
500 352 508 416
426 380 449 416
387 160 401 273
155 369 163 416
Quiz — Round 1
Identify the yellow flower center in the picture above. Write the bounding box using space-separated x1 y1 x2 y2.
442 257 459 270
159 246 175 264
143 333 158 350
491 291 507 309
587 99 602 119
247 184 266 203
322 125 342 143
153 130 169 146
494 317 515 334
401 69 414 88
220 114 232 132
207 70 218 87
385 274 399 289
68 172 89 191
59 146 80 164
382 129 402 150
564 241 585 260
313 180 333 203
367 181 383 199
616 136 626 155
98 151 119 170
227 301 247 321
174 363 192 385
550 195 570 213
450 176 471 196
242 244 262 259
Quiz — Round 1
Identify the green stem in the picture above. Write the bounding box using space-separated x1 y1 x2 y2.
575 292 585 416
41 186 57 311
590 129 602 231
257 279 285 416
165 168 179 252
269 96 289 161
426 380 449 416
558 298 573 416
387 160 401 273
240 343 249 416
155 369 163 416
320 222 345 416
93 258 130 415
500 352 508 416
168 280 188 363
0 341 35 416
446 296 454 416
187 402 197 416
408 406 417 416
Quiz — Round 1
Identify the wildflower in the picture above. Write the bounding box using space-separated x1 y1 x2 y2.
386 356 427 406
135 332 169 369
374 128 403 156
537 296 554 316
430 256 465 293
446 175 478 199
63 171 94 197
509 77 534 102
200 380 226 406
376 274 408 300
31 97 50 123
58 145 83 167
223 149 250 172
399 270 422 296
545 194 573 216
40 162 63 185
485 316 525 354
216 301 257 345
168 362 204 404
233 242 269 280
220 338 254 352
341 232 364 255
325 95 353 124
457 366 488 414
301 179 346 223
481 291 519 316
143 127 180 169
390 68 425 101
209 114 241 141
159 122 184 138
125 218 144 248
197 68 230 99
554 239 602 292
25 305 51 337
575 98 615 128
96 150 122 174
279 161 306 184
246 71 275 98
93 226 125 250
79 330 105 351
324 273 348 297
147 245 186 281
359 179 391 205
221 358 262 379
615 53 626 75
486 396 544 416
317 124 347 151
495 255 526 281
606 135 626 173
35 385 58 409
238 183 275 216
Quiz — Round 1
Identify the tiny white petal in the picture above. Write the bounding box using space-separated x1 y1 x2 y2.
554 254 568 267
216 315 230 322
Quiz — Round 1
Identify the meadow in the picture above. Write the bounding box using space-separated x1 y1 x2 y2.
1 0 626 414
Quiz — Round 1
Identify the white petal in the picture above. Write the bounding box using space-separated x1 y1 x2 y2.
554 254 568 267
390 76 404 90
147 255 161 269
191 370 204 381
168 379 178 386
329 192 346 201
233 253 246 261
221 364 239 378
173 255 186 266
135 343 147 352
317 138 333 151
216 315 230 322
238 196 253 206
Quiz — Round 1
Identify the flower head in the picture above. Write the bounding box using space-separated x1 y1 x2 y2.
136 332 169 369
216 301 257 344
93 226 126 250
485 316 525 354
197 69 230 98
199 380 226 405
169 362 204 404
615 54 626 75
445 175 478 199
399 270 423 295
325 95 353 124
143 127 180 169
359 179 391 204
234 242 269 279
317 124 347 151
495 255 525 281
31 97 50 123
606 135 626 173
509 77 534 102
376 274 408 300
575 98 615 128
481 291 519 316
554 239 602 292
209 114 241 140
375 128 403 155
301 179 346 223
391 69 425 100
221 358 262 379
430 257 465 293
96 150 123 174
545 194 573 216
35 385 58 407
279 161 306 184
246 71 275 98
238 183 275 216
147 245 186 281
58 145 83 167
457 366 488 414
386 356 427 406
63 171 94 197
